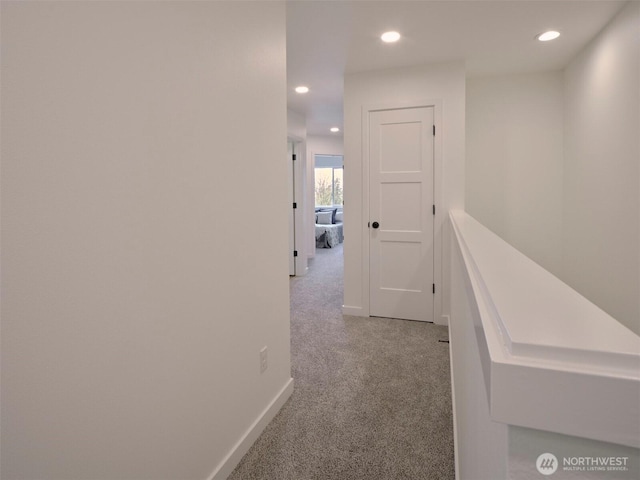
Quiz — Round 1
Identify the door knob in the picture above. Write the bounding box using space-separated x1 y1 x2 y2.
371 221 380 229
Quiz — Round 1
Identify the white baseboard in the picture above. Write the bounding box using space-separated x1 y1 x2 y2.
438 314 450 326
342 305 366 317
207 378 294 480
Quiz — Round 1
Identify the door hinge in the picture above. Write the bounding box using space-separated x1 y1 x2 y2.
432 204 435 215
293 250 298 257
433 125 436 136
432 283 436 294
292 154 297 161
293 202 297 209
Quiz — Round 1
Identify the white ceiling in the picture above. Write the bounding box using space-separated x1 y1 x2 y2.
286 0 626 136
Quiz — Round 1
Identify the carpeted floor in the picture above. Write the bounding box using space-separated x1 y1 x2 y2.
228 244 455 480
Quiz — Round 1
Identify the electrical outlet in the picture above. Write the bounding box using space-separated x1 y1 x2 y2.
260 346 268 374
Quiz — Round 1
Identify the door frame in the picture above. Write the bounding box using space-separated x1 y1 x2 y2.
288 137 308 276
361 99 443 322
287 141 296 276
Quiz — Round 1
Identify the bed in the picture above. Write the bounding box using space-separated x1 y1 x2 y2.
315 209 344 248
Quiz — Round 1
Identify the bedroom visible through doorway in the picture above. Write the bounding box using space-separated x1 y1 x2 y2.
314 154 344 251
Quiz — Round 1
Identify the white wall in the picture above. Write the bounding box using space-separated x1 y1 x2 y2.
343 62 465 323
466 72 564 277
306 134 344 258
465 2 639 335
308 134 344 157
562 0 640 334
1 3 292 479
288 109 307 141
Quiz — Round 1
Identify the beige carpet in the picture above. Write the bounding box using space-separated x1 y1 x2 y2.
228 244 455 479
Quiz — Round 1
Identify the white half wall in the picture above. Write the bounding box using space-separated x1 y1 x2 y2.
1 2 291 479
343 62 465 323
563 1 640 334
466 71 564 278
450 210 640 479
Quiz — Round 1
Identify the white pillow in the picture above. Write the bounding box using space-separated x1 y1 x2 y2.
317 211 333 225
335 211 343 222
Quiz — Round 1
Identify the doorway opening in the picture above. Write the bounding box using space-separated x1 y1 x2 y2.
314 154 344 253
304 152 345 308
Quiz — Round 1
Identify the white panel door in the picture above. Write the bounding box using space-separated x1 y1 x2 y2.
369 107 434 321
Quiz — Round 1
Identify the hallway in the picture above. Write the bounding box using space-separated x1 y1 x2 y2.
229 245 455 479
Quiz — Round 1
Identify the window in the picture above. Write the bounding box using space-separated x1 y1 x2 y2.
315 166 343 206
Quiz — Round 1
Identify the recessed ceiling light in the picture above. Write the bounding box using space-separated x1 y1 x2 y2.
536 30 560 42
381 31 401 43
295 86 309 94
330 127 340 133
